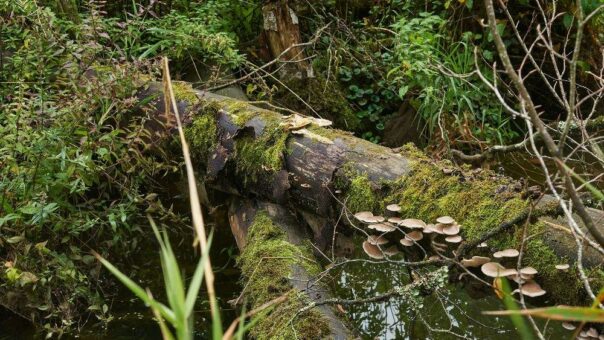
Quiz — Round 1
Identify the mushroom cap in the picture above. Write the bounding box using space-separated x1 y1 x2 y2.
445 235 462 243
388 217 403 224
587 328 598 338
443 224 461 235
515 281 546 297
354 211 375 223
432 224 446 234
386 204 401 212
399 218 426 229
461 256 491 268
481 262 517 277
436 216 455 224
362 241 384 259
423 224 436 234
405 231 424 241
367 235 389 245
400 238 414 246
519 267 538 275
428 255 440 261
478 242 488 248
368 223 397 232
383 246 400 256
555 264 570 270
493 249 520 258
561 322 576 330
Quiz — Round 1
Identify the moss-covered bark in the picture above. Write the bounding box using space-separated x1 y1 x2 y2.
237 212 332 339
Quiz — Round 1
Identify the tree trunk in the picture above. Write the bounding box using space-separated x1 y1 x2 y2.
262 0 312 77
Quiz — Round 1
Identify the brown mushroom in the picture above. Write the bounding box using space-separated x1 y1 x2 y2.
362 241 384 259
388 217 403 225
514 281 546 297
423 224 436 234
481 262 518 277
354 211 375 223
461 256 491 268
400 238 414 247
519 267 538 276
367 235 389 246
383 246 400 256
405 231 424 241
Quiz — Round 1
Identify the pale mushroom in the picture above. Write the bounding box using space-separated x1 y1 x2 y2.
555 264 570 271
428 255 440 261
405 231 424 241
587 328 598 338
367 235 389 246
445 235 462 243
388 217 403 224
561 322 576 331
399 218 426 229
443 224 460 235
461 256 491 268
400 238 414 247
515 281 546 297
478 242 488 248
436 216 455 224
368 223 396 232
386 204 401 212
481 262 517 277
354 211 375 223
519 267 538 275
372 215 386 223
432 224 446 234
493 249 520 258
423 224 436 234
362 241 384 259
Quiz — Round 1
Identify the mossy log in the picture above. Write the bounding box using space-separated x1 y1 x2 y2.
228 198 351 339
137 81 604 306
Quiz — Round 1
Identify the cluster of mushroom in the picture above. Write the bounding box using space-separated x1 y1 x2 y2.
355 204 466 259
460 248 547 298
571 325 604 339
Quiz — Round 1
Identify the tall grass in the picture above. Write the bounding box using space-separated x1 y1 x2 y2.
95 57 226 339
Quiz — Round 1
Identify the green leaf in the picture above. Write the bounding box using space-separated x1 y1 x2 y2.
484 306 604 322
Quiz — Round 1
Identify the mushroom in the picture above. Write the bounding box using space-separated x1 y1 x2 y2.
405 230 424 241
362 241 384 259
555 264 570 271
383 246 400 256
423 224 436 234
493 249 520 258
399 218 426 229
367 235 389 246
368 223 396 232
461 256 491 268
443 224 460 235
354 211 375 223
478 242 488 248
400 238 414 247
432 224 446 234
481 262 517 277
445 235 462 243
386 204 401 212
519 267 538 276
428 255 440 261
561 322 576 331
436 216 455 224
514 281 546 297
388 217 403 224
587 328 598 338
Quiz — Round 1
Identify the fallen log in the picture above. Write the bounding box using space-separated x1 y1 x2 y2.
138 81 604 307
228 198 351 339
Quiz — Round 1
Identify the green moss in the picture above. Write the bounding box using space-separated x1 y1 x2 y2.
171 81 199 104
237 212 331 339
185 109 218 160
